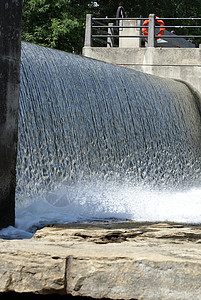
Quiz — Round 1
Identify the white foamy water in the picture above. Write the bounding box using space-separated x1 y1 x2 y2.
1 182 201 239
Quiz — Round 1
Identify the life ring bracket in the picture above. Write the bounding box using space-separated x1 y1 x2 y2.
142 16 165 40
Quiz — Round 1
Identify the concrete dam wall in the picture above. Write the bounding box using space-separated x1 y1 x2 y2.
83 47 201 95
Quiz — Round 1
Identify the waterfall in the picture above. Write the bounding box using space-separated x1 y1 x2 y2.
8 41 201 237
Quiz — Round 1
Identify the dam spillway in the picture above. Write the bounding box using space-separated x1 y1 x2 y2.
13 42 201 235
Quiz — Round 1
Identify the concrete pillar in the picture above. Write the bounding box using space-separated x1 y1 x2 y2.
84 14 92 47
0 0 22 229
147 14 156 47
119 20 141 48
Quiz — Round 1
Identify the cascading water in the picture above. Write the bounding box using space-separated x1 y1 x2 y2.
1 42 201 239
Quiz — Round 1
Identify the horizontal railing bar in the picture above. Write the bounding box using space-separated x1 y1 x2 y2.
92 35 201 38
92 35 146 38
92 20 108 26
92 17 148 21
92 25 201 29
92 25 147 28
156 35 201 38
158 17 201 20
92 17 201 21
155 26 201 28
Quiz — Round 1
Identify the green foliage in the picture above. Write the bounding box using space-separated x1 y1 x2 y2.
96 0 201 19
22 0 201 53
22 0 88 53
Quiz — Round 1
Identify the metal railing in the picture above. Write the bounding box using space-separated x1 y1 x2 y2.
84 14 201 48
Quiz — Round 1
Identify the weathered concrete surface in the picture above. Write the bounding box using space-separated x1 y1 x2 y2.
1 222 201 299
0 1 22 228
119 20 141 48
82 47 201 95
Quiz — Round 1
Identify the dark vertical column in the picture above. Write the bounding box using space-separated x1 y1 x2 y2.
0 0 22 229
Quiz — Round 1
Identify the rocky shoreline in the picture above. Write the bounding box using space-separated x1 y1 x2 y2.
1 221 201 299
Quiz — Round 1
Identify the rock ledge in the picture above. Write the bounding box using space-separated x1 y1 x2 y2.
1 222 201 299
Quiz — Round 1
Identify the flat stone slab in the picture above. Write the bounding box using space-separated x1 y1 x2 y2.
1 222 201 299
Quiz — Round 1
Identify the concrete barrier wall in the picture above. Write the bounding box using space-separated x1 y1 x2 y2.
0 1 22 229
82 47 201 95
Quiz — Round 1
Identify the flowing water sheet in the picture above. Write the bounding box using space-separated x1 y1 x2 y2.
1 42 201 239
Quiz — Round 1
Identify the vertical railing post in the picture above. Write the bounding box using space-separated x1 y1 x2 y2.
148 14 155 47
107 23 114 47
84 14 92 47
137 16 142 47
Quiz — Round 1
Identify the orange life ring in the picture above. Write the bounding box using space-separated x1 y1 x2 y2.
142 16 165 40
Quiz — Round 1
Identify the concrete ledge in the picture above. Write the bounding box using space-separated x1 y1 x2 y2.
82 47 201 94
1 222 201 299
83 47 201 66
